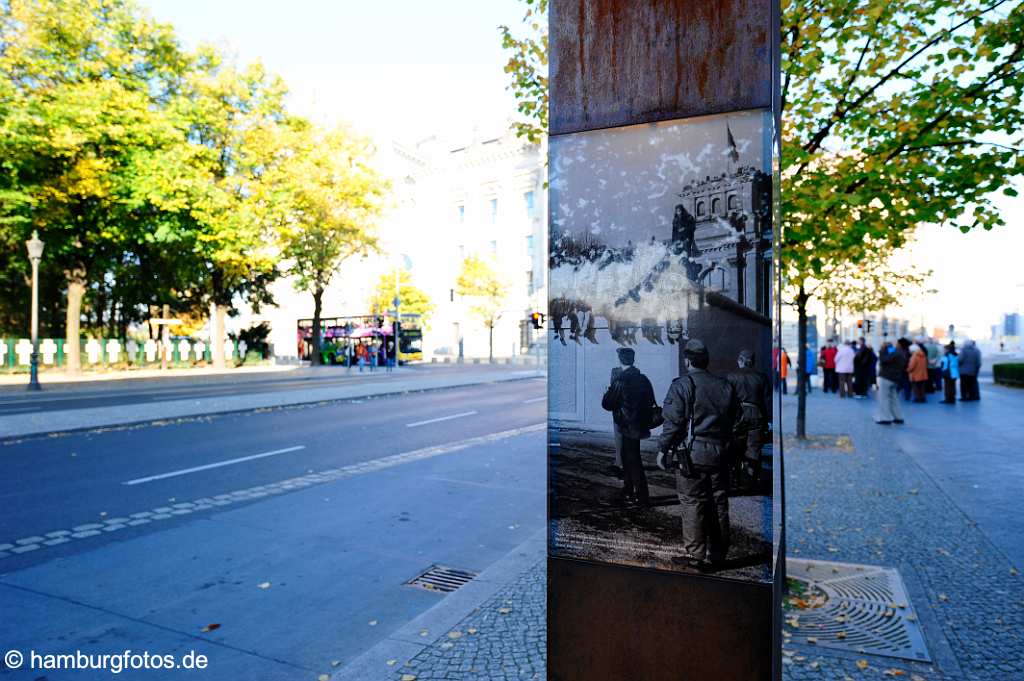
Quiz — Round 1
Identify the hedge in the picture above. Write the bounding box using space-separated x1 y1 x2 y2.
992 363 1024 387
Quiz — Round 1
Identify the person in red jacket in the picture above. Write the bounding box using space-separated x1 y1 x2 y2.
820 340 838 393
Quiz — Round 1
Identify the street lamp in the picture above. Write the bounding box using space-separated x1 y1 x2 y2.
25 230 44 391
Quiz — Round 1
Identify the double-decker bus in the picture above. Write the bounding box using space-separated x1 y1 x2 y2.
296 314 423 365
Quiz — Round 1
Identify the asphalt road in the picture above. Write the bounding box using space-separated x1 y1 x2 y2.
0 379 546 679
0 364 522 416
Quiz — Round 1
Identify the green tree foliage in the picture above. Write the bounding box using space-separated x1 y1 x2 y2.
456 255 510 361
783 0 1024 435
369 269 435 328
0 0 190 370
0 0 393 376
500 0 548 144
276 124 387 365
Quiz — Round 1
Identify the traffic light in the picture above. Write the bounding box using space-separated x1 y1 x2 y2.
864 319 874 333
857 319 863 330
530 311 545 329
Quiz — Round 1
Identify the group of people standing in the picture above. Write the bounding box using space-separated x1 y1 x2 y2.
814 336 982 425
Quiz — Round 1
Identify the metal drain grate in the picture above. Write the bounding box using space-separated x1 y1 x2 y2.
407 565 478 593
786 559 931 663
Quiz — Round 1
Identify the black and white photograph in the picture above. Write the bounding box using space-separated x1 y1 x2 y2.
548 110 775 581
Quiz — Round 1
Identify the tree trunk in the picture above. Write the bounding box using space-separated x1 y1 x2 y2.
488 323 494 363
64 269 86 375
211 304 228 368
796 285 810 439
311 287 324 366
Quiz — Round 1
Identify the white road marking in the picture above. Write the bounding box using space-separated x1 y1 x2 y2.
4 423 545 560
406 411 478 428
122 445 306 486
522 396 546 404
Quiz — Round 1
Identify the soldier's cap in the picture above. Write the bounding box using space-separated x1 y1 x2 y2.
616 347 635 363
738 349 754 362
683 339 708 358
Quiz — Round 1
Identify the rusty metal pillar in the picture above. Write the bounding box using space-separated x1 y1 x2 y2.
546 1 782 679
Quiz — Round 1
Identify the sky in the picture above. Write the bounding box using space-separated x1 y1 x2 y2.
139 0 1024 339
141 0 526 141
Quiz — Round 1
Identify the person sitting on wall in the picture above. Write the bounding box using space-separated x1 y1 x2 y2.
601 347 656 507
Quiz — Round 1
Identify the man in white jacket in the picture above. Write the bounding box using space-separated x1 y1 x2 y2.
835 341 856 398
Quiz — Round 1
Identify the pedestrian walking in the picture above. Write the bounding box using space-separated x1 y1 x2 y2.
804 344 817 394
356 343 367 372
835 341 856 398
907 343 929 403
726 349 770 492
657 339 739 572
821 341 838 393
866 343 878 392
601 348 657 506
875 341 907 425
940 342 960 404
958 339 982 401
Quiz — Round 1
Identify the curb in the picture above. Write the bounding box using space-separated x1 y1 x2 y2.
332 529 546 681
0 372 545 444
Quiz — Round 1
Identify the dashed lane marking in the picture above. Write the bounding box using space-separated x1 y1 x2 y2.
1 423 545 561
122 445 307 486
405 411 478 428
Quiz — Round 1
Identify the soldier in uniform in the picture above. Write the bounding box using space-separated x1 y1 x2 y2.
726 349 771 493
601 347 656 506
657 339 739 570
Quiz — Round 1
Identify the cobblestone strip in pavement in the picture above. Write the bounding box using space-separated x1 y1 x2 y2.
387 560 546 681
781 394 1023 681
0 424 544 562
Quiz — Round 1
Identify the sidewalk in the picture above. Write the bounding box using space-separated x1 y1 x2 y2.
0 365 543 440
782 384 1023 680
355 384 1024 680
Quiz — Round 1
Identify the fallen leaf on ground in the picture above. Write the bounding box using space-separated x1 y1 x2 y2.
448 631 462 639
911 675 926 681
1011 567 1019 577
856 659 869 670
386 660 397 666
401 675 417 681
419 629 429 637
498 607 511 614
330 661 341 667
938 593 949 602
318 675 329 681
883 669 906 677
809 661 819 670
368 619 378 626
836 631 847 639
200 623 220 633
467 628 478 635
806 637 818 644
257 582 271 589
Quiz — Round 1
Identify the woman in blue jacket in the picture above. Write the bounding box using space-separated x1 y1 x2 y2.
939 342 960 404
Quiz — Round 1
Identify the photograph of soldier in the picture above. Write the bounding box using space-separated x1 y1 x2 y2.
601 347 657 506
657 339 739 571
547 111 774 582
726 349 772 493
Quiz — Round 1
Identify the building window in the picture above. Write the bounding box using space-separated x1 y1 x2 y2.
489 198 498 224
527 271 534 295
458 205 465 222
526 235 534 258
696 200 706 217
524 191 536 218
728 194 739 210
711 198 721 215
490 240 498 254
